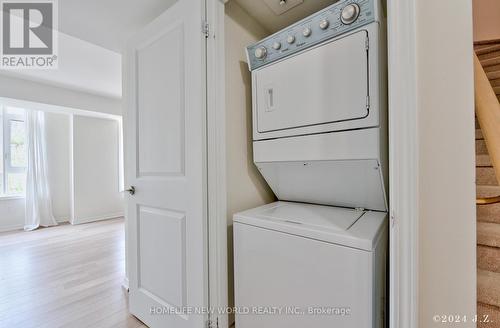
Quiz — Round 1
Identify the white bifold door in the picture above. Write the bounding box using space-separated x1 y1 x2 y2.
124 0 208 327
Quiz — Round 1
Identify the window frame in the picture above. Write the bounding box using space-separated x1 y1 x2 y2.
1 106 27 196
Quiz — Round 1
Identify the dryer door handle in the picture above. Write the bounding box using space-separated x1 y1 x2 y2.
265 86 276 112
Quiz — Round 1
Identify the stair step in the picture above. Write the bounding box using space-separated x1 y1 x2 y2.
477 185 500 198
478 245 500 273
477 203 500 224
491 79 500 87
478 222 500 248
477 302 500 328
487 70 500 80
477 167 498 185
477 139 489 155
481 56 500 67
475 41 500 48
477 129 484 140
485 64 500 73
476 43 500 55
477 154 492 167
479 50 500 61
494 86 500 95
478 269 500 308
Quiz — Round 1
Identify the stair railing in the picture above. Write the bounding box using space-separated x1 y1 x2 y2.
474 53 500 205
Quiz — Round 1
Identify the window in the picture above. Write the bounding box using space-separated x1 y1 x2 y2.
0 106 27 196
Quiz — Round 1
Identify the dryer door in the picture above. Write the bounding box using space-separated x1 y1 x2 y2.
254 30 370 138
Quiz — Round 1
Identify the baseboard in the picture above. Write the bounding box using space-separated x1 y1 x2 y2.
0 217 69 233
56 217 70 223
122 277 129 292
71 212 124 225
0 223 24 233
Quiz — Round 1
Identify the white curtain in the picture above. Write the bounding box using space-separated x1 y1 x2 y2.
24 110 57 231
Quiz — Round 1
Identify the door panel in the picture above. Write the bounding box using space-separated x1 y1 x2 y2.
124 0 207 327
137 24 185 177
138 206 186 308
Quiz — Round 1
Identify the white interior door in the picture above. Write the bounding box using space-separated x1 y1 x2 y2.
124 0 208 327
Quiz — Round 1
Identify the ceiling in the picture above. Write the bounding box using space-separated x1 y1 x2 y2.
233 0 339 34
58 0 339 52
58 0 178 52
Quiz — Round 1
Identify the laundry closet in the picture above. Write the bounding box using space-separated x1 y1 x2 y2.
223 0 388 327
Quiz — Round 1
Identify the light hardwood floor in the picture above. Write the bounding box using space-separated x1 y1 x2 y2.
0 218 147 328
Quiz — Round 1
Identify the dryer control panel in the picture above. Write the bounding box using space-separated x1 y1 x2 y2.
246 0 376 71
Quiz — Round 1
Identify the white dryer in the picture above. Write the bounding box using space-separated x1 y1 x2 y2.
247 0 388 212
234 0 388 327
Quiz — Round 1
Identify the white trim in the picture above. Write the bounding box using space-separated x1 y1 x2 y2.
207 0 229 327
0 223 23 233
0 97 122 121
55 217 70 223
71 212 124 225
387 0 419 327
0 71 122 100
122 277 130 291
69 114 75 224
0 194 24 201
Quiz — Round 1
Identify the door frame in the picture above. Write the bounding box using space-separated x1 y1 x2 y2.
206 0 420 328
386 0 419 327
206 0 228 327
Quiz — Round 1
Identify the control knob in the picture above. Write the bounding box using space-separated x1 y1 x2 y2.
287 35 295 44
254 46 267 59
341 3 360 24
319 19 329 30
272 42 282 50
302 27 312 37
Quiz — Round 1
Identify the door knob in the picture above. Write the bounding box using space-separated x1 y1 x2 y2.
125 186 135 195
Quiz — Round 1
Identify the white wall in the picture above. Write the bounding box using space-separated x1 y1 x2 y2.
0 31 122 124
473 0 500 42
224 1 276 323
415 0 476 326
0 32 122 99
45 112 71 222
0 198 25 232
72 115 124 224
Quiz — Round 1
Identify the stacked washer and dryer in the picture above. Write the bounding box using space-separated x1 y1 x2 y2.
233 0 388 327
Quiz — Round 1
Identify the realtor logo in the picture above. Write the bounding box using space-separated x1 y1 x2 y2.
1 0 58 68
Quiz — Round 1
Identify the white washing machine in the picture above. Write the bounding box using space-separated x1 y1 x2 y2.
234 202 387 328
235 0 388 327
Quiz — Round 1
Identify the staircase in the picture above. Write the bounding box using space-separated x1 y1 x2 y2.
475 40 500 327
476 121 500 327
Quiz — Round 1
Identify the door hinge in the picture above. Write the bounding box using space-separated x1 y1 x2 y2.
202 20 210 38
390 210 396 228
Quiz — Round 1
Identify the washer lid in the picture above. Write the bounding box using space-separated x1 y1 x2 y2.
233 201 387 251
258 201 362 232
